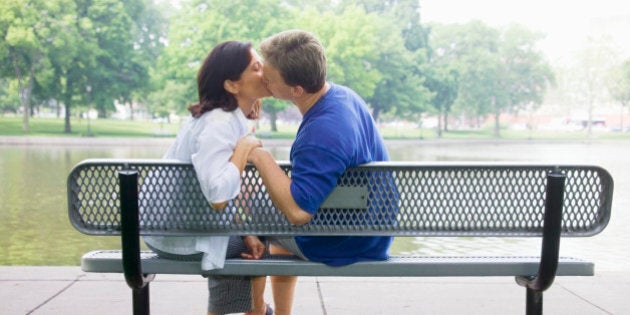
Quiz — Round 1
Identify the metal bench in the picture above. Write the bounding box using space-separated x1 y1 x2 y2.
67 159 614 315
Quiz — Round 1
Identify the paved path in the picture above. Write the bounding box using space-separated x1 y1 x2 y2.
1 266 627 314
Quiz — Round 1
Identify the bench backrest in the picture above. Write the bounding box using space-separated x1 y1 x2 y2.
67 159 613 237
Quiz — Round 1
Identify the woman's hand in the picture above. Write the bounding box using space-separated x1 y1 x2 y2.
240 235 266 260
246 99 262 120
235 134 262 154
210 201 228 210
231 134 262 174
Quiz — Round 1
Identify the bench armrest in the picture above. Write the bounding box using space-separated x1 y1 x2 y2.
119 169 154 290
516 171 566 291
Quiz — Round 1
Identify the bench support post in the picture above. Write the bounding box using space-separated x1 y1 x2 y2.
133 285 150 315
526 288 543 315
119 169 155 315
516 170 566 315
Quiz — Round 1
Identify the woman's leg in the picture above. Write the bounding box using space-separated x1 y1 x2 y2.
208 236 273 315
207 275 252 315
207 236 257 314
246 276 269 315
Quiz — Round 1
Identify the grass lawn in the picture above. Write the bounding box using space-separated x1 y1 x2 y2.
1 115 629 141
0 116 180 138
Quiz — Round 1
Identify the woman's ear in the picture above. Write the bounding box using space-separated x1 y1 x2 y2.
224 80 239 94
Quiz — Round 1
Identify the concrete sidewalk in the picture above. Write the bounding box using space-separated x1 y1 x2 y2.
1 267 628 314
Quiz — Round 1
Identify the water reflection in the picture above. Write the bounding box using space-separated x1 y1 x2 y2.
1 140 627 271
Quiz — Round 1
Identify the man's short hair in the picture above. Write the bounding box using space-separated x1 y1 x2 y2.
260 30 327 93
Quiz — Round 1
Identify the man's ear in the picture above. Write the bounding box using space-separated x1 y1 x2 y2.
224 80 239 94
291 85 305 98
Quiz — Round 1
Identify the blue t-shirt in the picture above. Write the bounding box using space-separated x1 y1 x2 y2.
290 83 393 266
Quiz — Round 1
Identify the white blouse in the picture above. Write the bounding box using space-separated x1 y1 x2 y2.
143 108 251 270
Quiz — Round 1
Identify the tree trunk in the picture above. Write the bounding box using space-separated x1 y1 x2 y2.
493 96 501 138
270 109 278 132
11 50 31 133
444 110 449 132
587 98 594 138
20 68 34 133
494 112 501 138
64 80 73 133
372 107 381 123
621 102 627 132
436 108 443 138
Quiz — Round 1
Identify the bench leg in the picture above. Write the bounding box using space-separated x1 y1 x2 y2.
526 288 543 315
132 284 150 315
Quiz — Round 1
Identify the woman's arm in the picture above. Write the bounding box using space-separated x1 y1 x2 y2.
211 135 261 210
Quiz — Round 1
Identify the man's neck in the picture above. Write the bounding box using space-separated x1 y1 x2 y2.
295 83 330 115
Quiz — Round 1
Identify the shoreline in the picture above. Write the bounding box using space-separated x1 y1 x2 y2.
0 135 618 148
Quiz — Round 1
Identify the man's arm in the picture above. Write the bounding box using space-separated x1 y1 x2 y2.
248 147 313 225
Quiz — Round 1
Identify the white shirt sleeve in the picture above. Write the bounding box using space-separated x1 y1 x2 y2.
190 115 242 204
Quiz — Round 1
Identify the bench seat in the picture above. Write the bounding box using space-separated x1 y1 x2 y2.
82 250 593 277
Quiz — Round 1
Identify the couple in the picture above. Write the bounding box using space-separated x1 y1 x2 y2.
144 30 392 315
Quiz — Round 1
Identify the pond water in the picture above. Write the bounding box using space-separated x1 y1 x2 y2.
0 138 627 272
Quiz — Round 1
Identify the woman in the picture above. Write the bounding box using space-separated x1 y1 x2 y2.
143 41 272 315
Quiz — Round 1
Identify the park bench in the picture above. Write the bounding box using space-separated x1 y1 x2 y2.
67 159 613 315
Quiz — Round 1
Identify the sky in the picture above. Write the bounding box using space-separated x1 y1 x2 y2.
419 0 630 63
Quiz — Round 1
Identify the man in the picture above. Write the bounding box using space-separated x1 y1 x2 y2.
249 29 393 314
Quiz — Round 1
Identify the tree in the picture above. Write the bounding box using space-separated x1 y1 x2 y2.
128 0 168 119
150 0 288 121
344 0 433 120
112 0 167 120
293 4 431 121
422 62 458 136
263 98 291 132
0 79 20 113
608 59 630 132
79 0 164 120
0 0 160 133
498 25 554 133
347 0 429 51
0 0 76 132
429 21 502 129
427 21 553 137
570 37 618 137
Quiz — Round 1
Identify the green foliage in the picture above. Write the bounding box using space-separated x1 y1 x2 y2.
609 59 630 107
0 0 165 132
426 21 554 136
150 0 289 115
303 0 432 121
1 0 570 138
0 79 20 113
294 6 382 98
150 0 434 124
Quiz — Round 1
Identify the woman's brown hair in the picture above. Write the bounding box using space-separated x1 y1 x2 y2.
188 41 253 118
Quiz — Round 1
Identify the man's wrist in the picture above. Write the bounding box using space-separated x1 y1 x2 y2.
248 147 264 165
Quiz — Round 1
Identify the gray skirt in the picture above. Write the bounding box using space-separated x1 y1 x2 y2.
146 236 254 314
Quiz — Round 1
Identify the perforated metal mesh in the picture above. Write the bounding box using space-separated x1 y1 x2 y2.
68 159 613 237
